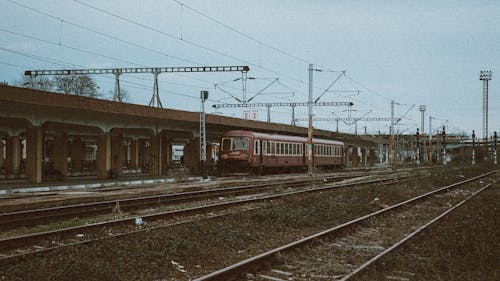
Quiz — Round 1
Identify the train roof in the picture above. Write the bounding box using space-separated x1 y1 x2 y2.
222 130 344 146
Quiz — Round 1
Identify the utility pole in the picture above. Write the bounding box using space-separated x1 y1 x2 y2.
308 64 314 175
416 128 420 165
442 126 447 165
200 90 209 179
472 130 476 165
480 70 492 160
494 131 497 165
429 116 433 164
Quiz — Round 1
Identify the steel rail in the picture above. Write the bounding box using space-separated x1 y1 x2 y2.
341 182 495 280
0 173 414 258
0 171 393 230
193 170 497 281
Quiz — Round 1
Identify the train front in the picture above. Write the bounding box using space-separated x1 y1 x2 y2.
218 132 253 174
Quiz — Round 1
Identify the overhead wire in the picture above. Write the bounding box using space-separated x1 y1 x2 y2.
70 0 310 87
5 0 303 102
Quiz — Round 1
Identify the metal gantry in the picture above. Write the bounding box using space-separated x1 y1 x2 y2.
25 66 249 107
213 101 353 123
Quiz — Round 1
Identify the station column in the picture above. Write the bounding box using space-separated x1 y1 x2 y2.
351 147 359 167
70 137 84 171
111 134 123 175
149 133 162 176
25 126 44 183
53 133 68 178
96 132 112 179
4 136 21 178
130 139 139 171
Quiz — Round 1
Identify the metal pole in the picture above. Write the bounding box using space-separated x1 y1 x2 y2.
200 91 208 179
308 64 313 175
291 105 296 126
472 130 476 165
267 105 271 123
429 116 432 163
442 126 447 165
416 128 420 165
149 69 163 108
494 131 497 165
113 69 121 102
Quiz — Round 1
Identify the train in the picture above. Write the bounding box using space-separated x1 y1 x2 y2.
217 130 345 175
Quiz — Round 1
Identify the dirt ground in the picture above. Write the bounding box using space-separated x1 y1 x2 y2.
0 165 494 281
354 180 499 281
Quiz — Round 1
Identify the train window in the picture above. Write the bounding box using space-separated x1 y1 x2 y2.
271 142 276 154
233 138 249 151
284 143 289 155
222 138 231 151
293 143 297 155
254 140 260 155
263 141 267 155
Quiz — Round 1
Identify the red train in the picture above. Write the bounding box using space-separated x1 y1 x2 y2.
218 130 345 175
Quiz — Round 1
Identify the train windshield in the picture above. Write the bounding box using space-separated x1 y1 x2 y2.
221 137 249 151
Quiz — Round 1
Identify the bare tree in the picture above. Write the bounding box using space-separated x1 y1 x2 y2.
107 88 130 102
17 75 54 91
55 75 100 98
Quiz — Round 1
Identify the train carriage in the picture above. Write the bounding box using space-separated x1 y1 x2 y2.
218 130 345 175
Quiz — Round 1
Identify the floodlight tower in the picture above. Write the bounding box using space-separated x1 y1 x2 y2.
419 105 426 134
479 71 492 142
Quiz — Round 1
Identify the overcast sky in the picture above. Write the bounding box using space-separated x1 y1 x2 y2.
1 0 499 137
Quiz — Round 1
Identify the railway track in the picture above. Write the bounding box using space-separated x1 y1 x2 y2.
0 171 419 263
0 169 409 230
193 170 498 281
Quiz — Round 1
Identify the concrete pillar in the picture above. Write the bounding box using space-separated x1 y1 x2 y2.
70 137 84 171
130 139 139 170
161 135 170 175
0 140 4 171
53 133 68 178
96 133 111 180
111 134 123 174
5 136 22 176
369 147 376 166
361 147 367 166
149 133 162 176
185 139 200 174
139 139 148 171
25 126 44 183
351 147 359 167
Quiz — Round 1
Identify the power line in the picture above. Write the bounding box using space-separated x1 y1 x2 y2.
5 0 303 100
70 0 309 86
6 0 202 66
172 0 315 66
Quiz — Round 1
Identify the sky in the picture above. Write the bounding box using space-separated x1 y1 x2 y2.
0 0 499 138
